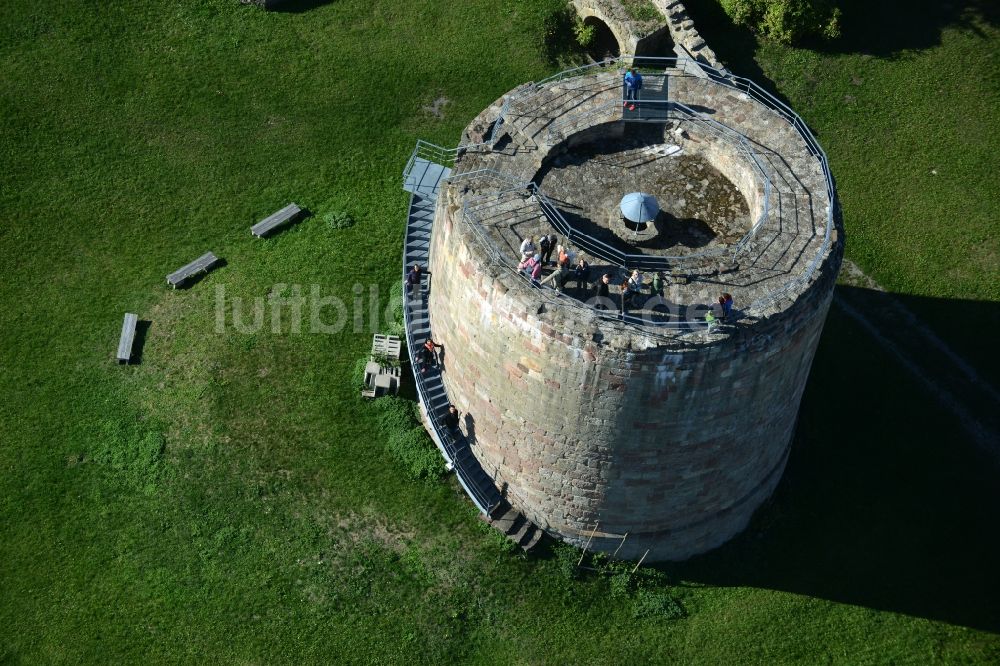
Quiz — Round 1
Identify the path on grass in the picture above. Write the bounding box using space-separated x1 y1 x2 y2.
835 260 1000 465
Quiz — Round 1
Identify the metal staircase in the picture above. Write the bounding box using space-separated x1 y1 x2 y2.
401 148 504 517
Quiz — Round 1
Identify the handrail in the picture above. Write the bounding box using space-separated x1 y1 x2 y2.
402 190 499 514
460 189 711 330
529 54 836 308
409 52 836 322
538 98 774 265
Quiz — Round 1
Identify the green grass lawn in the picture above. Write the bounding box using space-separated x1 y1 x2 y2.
1 0 998 663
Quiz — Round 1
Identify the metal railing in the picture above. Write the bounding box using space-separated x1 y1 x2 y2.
401 190 499 514
460 187 711 330
405 52 836 322
542 99 774 266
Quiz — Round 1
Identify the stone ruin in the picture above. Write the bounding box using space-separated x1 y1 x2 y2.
402 7 843 560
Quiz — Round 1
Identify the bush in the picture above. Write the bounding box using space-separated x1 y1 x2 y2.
369 397 445 482
622 0 662 23
370 396 420 434
386 427 444 481
384 281 405 339
632 587 686 620
553 542 581 580
542 5 589 66
352 356 370 390
720 0 841 44
323 209 354 230
573 18 595 47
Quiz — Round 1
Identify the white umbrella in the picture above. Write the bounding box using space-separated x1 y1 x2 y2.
619 192 659 223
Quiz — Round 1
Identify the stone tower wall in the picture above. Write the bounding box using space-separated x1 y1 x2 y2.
427 186 837 560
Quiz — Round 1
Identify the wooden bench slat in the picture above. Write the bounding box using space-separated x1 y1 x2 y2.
251 203 302 237
117 312 138 362
167 251 220 288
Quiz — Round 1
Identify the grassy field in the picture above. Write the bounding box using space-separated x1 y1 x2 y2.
1 0 998 663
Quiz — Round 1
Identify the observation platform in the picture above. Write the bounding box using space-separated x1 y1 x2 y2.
438 59 836 335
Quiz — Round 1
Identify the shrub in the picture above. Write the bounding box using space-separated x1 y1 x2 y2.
370 396 420 434
352 356 370 389
720 0 841 44
603 560 635 598
542 5 589 66
370 397 445 482
632 587 686 620
386 427 444 481
553 542 581 580
573 18 595 47
622 0 662 23
384 281 405 339
323 209 354 230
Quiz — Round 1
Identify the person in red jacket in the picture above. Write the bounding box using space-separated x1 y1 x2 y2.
420 338 441 374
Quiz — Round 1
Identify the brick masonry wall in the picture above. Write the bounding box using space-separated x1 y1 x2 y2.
428 187 838 561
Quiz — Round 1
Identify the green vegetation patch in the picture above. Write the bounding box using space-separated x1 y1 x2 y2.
371 397 445 482
720 0 841 43
622 0 664 24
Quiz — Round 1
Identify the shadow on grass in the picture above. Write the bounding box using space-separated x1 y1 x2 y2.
267 0 337 13
814 0 999 56
669 294 1000 633
127 320 153 365
684 0 999 68
542 5 590 66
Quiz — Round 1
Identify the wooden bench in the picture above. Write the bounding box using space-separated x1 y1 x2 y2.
167 252 220 289
117 313 138 363
251 203 302 238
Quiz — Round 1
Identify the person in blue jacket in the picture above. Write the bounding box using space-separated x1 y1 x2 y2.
624 67 643 110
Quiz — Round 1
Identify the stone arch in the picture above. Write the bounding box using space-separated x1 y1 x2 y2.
582 15 622 58
571 0 636 54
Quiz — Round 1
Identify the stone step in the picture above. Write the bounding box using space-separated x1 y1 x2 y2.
521 526 544 551
509 516 532 543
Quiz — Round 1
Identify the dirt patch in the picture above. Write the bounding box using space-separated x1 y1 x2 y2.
422 95 450 119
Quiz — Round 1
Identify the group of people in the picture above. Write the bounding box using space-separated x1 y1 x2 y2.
593 268 664 313
517 234 591 295
516 241 738 325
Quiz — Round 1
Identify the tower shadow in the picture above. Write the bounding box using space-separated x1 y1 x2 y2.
666 294 1000 633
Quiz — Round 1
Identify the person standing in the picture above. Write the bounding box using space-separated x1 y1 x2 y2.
651 271 664 297
554 245 571 290
520 236 537 260
624 67 642 111
628 269 644 294
594 273 611 310
572 256 590 297
444 404 460 431
406 263 422 299
538 235 551 265
420 338 442 374
719 292 734 321
542 234 559 265
529 253 543 286
620 278 635 314
705 310 718 333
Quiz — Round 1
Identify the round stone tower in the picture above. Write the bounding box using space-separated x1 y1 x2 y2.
420 59 842 561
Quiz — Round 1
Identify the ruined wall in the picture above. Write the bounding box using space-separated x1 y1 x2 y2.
427 182 837 560
569 0 725 67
